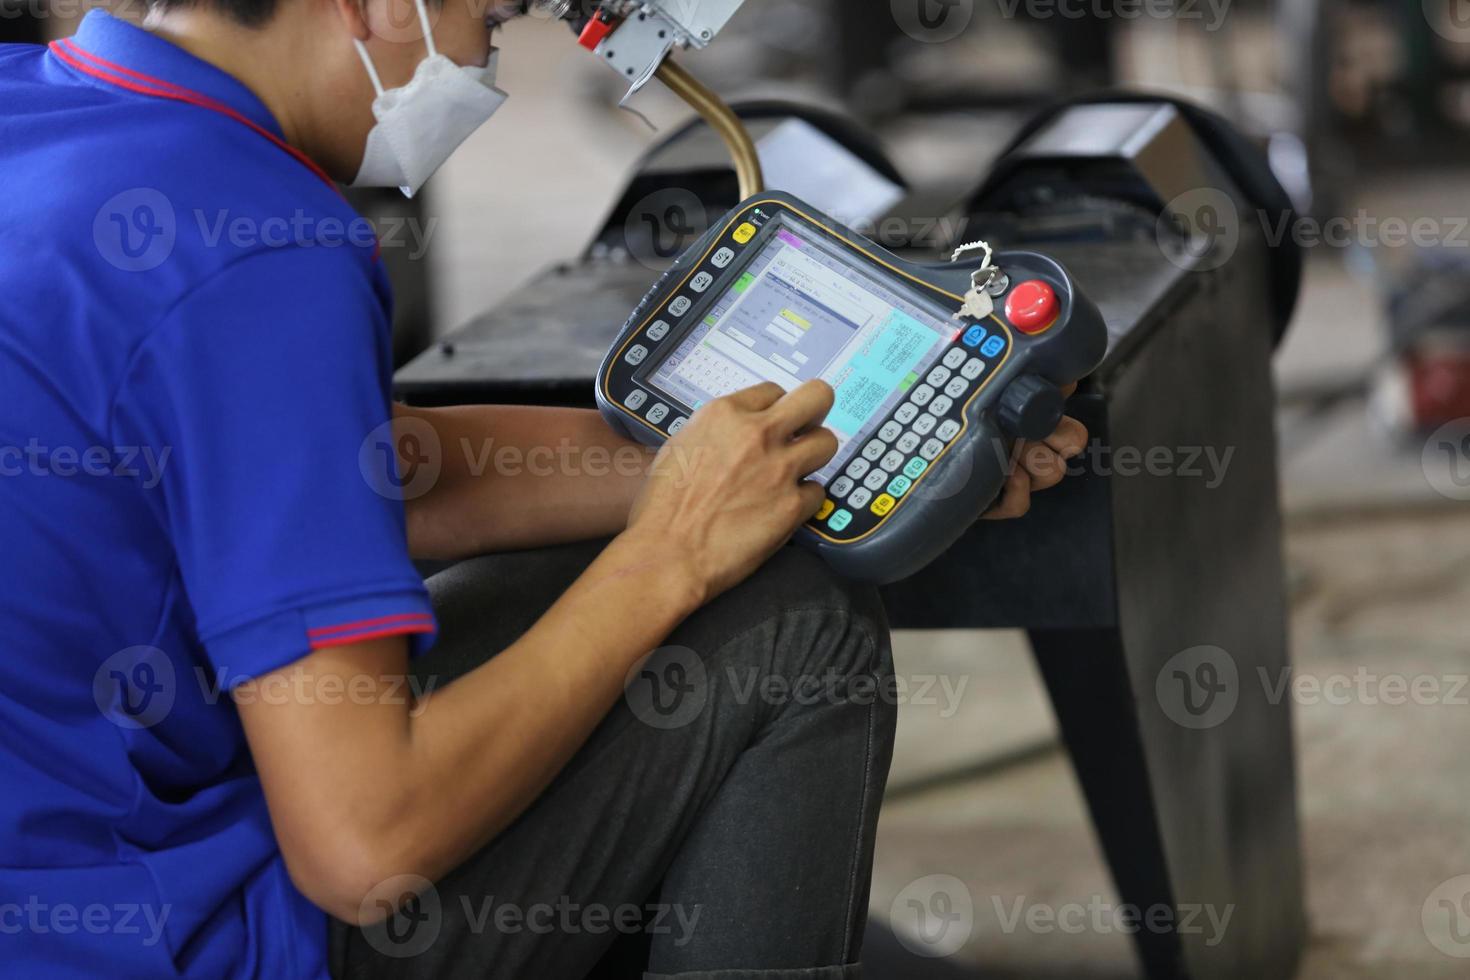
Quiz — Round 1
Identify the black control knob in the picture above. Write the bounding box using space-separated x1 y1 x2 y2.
997 375 1066 440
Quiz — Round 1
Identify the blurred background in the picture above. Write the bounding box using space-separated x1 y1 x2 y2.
11 0 1470 975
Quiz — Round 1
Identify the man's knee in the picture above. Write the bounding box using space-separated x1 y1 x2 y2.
677 546 895 722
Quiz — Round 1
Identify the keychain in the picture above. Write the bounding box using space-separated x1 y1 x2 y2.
950 240 1009 322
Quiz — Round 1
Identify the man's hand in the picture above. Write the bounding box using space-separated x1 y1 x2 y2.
983 383 1088 520
625 380 837 603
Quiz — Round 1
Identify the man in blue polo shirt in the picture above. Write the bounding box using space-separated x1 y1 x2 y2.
0 1 1086 977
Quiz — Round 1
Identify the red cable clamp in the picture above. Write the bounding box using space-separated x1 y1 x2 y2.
578 10 618 50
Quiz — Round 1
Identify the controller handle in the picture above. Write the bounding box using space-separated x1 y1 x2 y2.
997 374 1066 441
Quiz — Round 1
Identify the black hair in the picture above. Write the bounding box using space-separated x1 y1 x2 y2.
145 0 451 30
145 0 281 28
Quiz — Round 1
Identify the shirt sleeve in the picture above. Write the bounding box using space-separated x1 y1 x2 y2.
112 245 437 686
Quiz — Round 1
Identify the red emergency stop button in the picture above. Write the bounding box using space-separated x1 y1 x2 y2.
1005 280 1059 334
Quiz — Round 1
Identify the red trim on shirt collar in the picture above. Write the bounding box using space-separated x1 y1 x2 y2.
49 37 341 196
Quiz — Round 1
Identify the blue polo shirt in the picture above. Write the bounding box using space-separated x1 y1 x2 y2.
0 13 438 977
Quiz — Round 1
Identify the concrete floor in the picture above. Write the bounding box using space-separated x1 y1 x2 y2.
871 506 1470 979
424 14 1470 979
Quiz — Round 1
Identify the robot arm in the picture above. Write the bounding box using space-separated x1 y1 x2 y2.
567 0 749 97
500 0 763 196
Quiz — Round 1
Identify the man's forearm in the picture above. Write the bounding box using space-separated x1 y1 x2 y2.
395 403 655 559
237 530 705 923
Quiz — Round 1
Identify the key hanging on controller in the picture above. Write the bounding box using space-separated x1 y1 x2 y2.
950 240 1009 323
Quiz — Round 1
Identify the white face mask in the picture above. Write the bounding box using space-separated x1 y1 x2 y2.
350 0 508 199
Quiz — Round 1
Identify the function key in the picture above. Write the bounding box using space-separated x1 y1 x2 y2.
870 494 897 517
828 508 853 532
668 416 688 433
816 499 835 521
936 419 961 441
647 403 670 424
962 325 987 348
829 475 855 498
960 357 985 380
926 365 952 387
910 384 935 407
879 420 904 442
647 320 670 341
625 344 648 366
920 438 945 460
980 335 1005 357
669 296 693 317
943 348 968 370
733 222 757 245
903 457 928 480
895 403 920 424
625 390 648 411
690 272 714 293
711 247 736 268
887 475 913 498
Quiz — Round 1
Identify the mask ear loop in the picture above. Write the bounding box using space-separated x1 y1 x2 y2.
415 0 439 59
353 37 387 98
352 0 436 96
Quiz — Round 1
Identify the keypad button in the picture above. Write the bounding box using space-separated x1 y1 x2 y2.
910 384 935 407
647 403 670 424
828 508 853 532
912 414 937 436
733 222 757 245
936 419 962 441
816 499 835 521
897 432 921 453
980 335 1005 357
847 488 872 509
880 450 905 473
690 272 713 293
625 344 648 366
830 476 855 499
888 475 913 498
863 469 889 492
669 296 692 317
943 348 968 369
961 357 985 380
926 366 952 387
903 457 928 479
895 403 920 424
846 457 871 480
646 320 670 341
879 420 904 442
711 247 736 268
928 395 953 417
870 494 897 517
962 325 987 347
861 439 887 462
625 390 648 411
945 377 969 399
921 438 945 460
668 416 688 434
